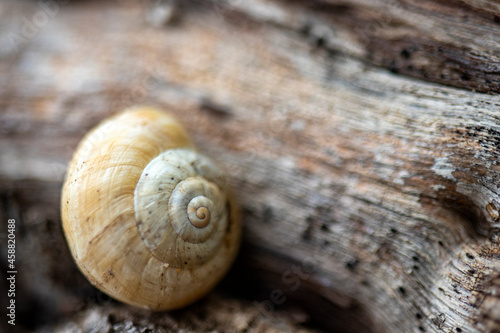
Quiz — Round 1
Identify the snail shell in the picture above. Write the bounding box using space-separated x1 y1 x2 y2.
61 107 241 311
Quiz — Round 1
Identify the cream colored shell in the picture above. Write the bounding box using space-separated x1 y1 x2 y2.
61 107 241 311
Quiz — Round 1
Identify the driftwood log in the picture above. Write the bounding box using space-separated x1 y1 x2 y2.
1 0 500 332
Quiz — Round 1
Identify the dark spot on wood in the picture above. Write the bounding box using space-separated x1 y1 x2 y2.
148 210 152 215
468 269 476 275
108 314 117 325
465 253 474 259
200 98 233 118
412 255 419 262
413 265 419 271
86 217 90 221
419 326 425 332
390 227 398 234
145 173 148 176
320 223 330 232
184 261 188 265
171 177 174 180
400 49 410 59
416 313 422 320
345 259 359 270
438 240 444 247
300 23 311 36
302 216 315 241
460 73 470 81
494 15 500 24
262 204 273 223
302 224 314 241
389 60 398 73
398 286 407 296
315 36 325 48
158 187 163 191
456 328 462 332
440 74 445 79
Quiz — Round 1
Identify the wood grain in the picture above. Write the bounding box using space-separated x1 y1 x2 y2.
1 0 499 332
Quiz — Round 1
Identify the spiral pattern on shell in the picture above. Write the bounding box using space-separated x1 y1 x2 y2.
134 149 229 269
61 107 241 311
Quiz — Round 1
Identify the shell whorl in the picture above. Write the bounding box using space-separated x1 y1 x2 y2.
61 107 241 311
134 149 228 269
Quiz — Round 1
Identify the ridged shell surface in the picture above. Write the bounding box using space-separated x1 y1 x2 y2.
61 107 241 310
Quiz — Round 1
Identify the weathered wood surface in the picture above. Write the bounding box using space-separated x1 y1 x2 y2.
1 0 500 332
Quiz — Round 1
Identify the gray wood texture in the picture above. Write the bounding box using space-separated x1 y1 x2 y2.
1 0 499 332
